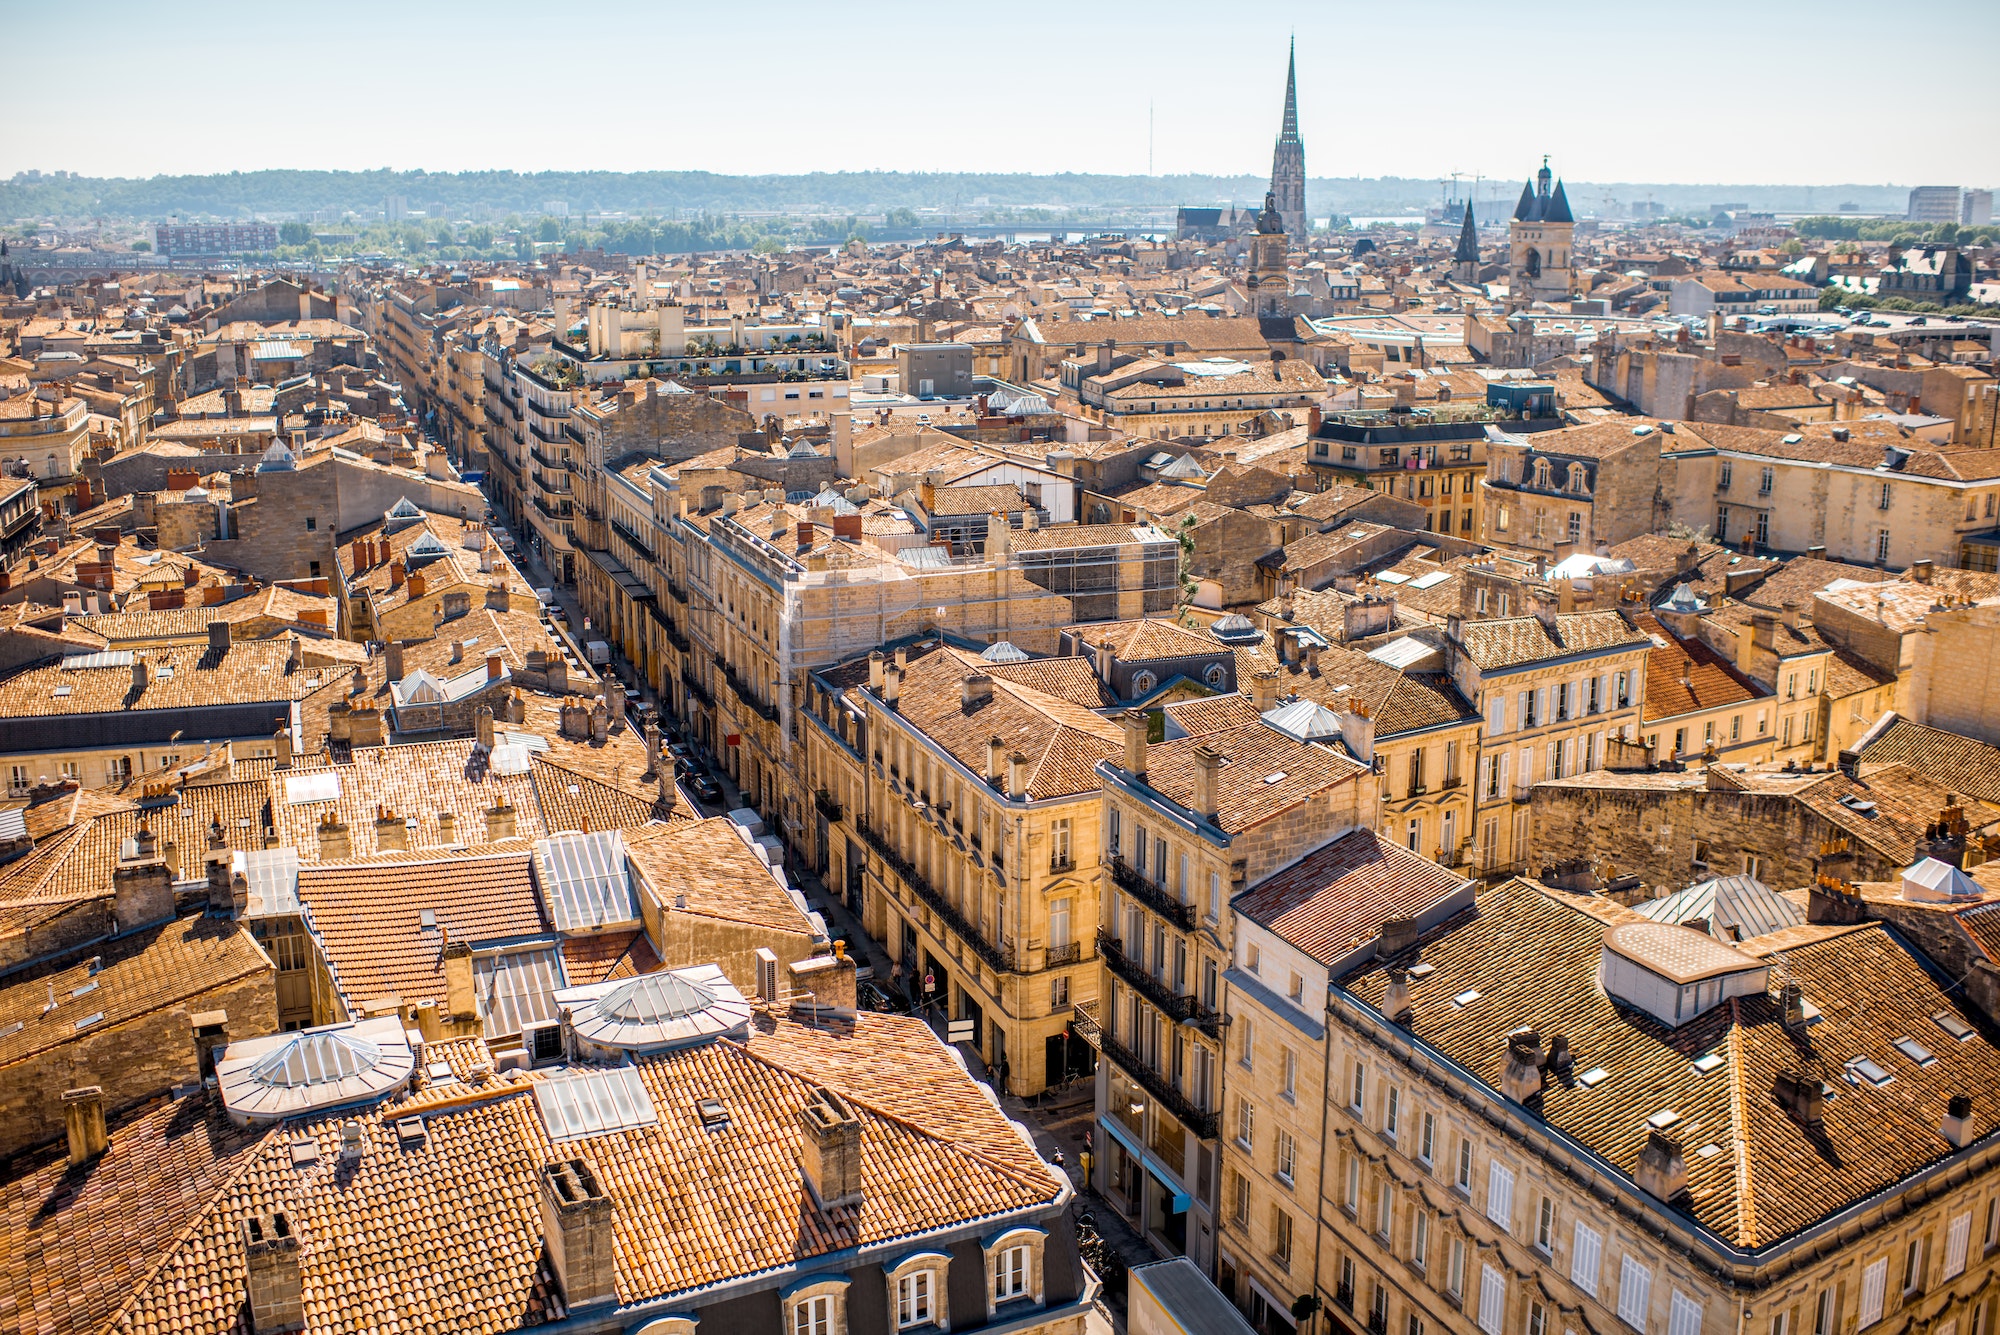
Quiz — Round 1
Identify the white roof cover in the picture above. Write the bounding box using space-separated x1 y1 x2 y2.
535 829 639 932
557 962 752 1054
386 496 423 519
61 651 135 671
1367 636 1440 671
980 640 1030 663
1903 857 1983 902
535 1064 658 1142
404 531 453 561
1637 873 1804 941
216 1017 415 1122
282 771 341 805
238 845 302 917
1262 698 1344 742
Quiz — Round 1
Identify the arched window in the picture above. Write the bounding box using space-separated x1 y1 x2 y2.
1130 670 1157 698
1567 463 1588 494
1525 248 1542 279
1204 664 1228 689
1534 459 1553 489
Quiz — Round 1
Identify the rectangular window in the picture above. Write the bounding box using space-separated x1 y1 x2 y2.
1620 1256 1653 1331
1276 1129 1297 1184
1284 1049 1298 1099
1905 1236 1928 1294
1274 1207 1294 1267
1049 897 1071 949
1571 1223 1603 1297
1108 809 1120 855
1386 1087 1401 1140
1860 1259 1888 1329
994 1244 1029 1302
1670 1292 1704 1335
1051 818 1072 868
1486 1161 1514 1229
1050 974 1070 1009
1346 1155 1362 1211
1236 1098 1254 1150
1352 1060 1366 1112
1420 1110 1436 1164
1537 1196 1555 1251
1240 1015 1254 1071
897 1271 934 1328
1376 1178 1393 1237
1531 1303 1549 1335
1448 1238 1467 1300
1814 1289 1837 1335
1233 1171 1250 1225
1413 1210 1431 1269
1479 1265 1508 1335
1456 1137 1473 1191
795 1295 834 1335
1373 1283 1391 1333
1208 871 1220 920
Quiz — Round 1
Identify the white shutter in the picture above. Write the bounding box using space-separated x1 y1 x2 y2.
1499 751 1511 794
1486 1160 1515 1229
1537 686 1550 722
1571 1223 1603 1297
1670 1290 1704 1335
1519 690 1532 726
1479 1264 1508 1335
1597 672 1610 713
1946 1211 1972 1279
1489 694 1507 735
1619 1256 1653 1331
1859 1258 1888 1328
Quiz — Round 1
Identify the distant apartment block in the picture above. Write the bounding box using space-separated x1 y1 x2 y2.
153 222 278 257
1966 189 1994 226
1907 185 1962 222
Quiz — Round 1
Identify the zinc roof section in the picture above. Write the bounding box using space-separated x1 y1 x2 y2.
1234 828 1470 965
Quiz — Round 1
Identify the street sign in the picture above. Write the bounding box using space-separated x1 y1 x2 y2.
923 972 936 993
946 1019 975 1044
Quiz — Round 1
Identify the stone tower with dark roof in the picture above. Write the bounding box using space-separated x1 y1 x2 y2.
1508 156 1576 307
1269 39 1307 241
1453 200 1481 285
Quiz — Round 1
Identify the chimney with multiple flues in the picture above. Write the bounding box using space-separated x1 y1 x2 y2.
539 1158 618 1308
799 1085 864 1209
242 1209 305 1333
62 1085 108 1167
1121 709 1149 778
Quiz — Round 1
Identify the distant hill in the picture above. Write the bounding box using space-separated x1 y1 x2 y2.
0 168 1914 223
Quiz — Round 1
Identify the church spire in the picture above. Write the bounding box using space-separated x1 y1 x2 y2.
1279 37 1301 144
1455 201 1479 263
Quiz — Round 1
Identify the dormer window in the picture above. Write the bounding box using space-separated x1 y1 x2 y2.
1534 460 1553 489
984 1225 1048 1314
785 1276 849 1335
886 1251 950 1330
1567 464 1588 494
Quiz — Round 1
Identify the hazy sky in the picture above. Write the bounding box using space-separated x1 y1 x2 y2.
8 0 1997 186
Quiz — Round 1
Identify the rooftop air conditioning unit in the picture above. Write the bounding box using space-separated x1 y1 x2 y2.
522 1021 565 1068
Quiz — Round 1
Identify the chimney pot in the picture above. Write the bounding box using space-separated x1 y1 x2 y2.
1635 1129 1689 1201
1121 709 1150 778
1942 1094 1977 1149
799 1085 865 1209
1192 744 1222 820
242 1209 305 1333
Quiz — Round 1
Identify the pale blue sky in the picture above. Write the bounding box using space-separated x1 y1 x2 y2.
6 0 1997 185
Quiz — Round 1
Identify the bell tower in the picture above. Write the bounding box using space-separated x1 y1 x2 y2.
1508 156 1575 307
1247 193 1293 317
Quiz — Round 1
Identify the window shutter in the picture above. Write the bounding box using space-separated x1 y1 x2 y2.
1499 751 1511 793
1571 1223 1602 1297
1619 1256 1653 1331
1479 1265 1508 1335
1859 1259 1887 1329
1597 673 1609 710
1946 1212 1972 1279
1489 695 1506 735
1537 686 1550 722
1670 1291 1704 1335
1486 1160 1515 1229
1519 690 1531 724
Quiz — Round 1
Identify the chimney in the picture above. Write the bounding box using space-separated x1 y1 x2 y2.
1096 339 1114 376
1912 559 1934 585
1501 1030 1545 1103
1382 966 1414 1023
208 620 232 655
788 946 859 1016
882 664 900 710
1192 744 1222 820
474 703 496 751
987 735 1007 785
486 652 503 681
799 1085 865 1209
1097 637 1119 688
1121 709 1149 778
374 806 409 852
1635 1130 1689 1202
443 938 477 1019
1676 543 1699 576
961 673 993 711
436 810 457 845
1006 751 1029 801
449 640 463 666
131 658 150 698
274 723 293 770
242 1210 305 1334
62 1086 109 1166
386 640 405 681
1941 1095 1977 1150
1339 704 1378 765
867 650 885 690
315 812 351 860
390 559 405 586
539 1158 618 1308
1251 669 1279 712
1780 600 1800 631
113 831 175 931
1774 1068 1826 1126
643 718 661 775
486 801 518 841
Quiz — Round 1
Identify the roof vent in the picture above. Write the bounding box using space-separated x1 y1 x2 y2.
1634 1130 1688 1202
1941 1095 1976 1149
696 1097 729 1129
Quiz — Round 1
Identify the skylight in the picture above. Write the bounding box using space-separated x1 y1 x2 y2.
1892 1037 1937 1067
535 1065 658 1142
283 772 341 805
1691 1053 1725 1075
1933 1010 1977 1043
536 830 639 933
1647 1109 1681 1130
1846 1056 1894 1088
1577 1067 1610 1088
1452 989 1481 1007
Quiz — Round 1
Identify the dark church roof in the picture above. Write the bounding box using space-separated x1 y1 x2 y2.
1454 202 1480 263
1513 164 1575 225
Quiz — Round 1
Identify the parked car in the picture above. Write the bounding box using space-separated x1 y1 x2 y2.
688 775 723 806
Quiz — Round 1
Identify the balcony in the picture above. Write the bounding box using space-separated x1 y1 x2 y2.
666 581 689 605
1045 941 1082 967
1513 782 1535 803
1049 854 1076 875
1098 931 1194 1022
855 820 1009 974
680 670 714 709
1438 775 1464 791
724 665 780 723
661 619 690 653
531 495 573 523
529 442 567 471
1108 857 1198 931
1099 1033 1218 1141
528 420 567 447
814 789 843 823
